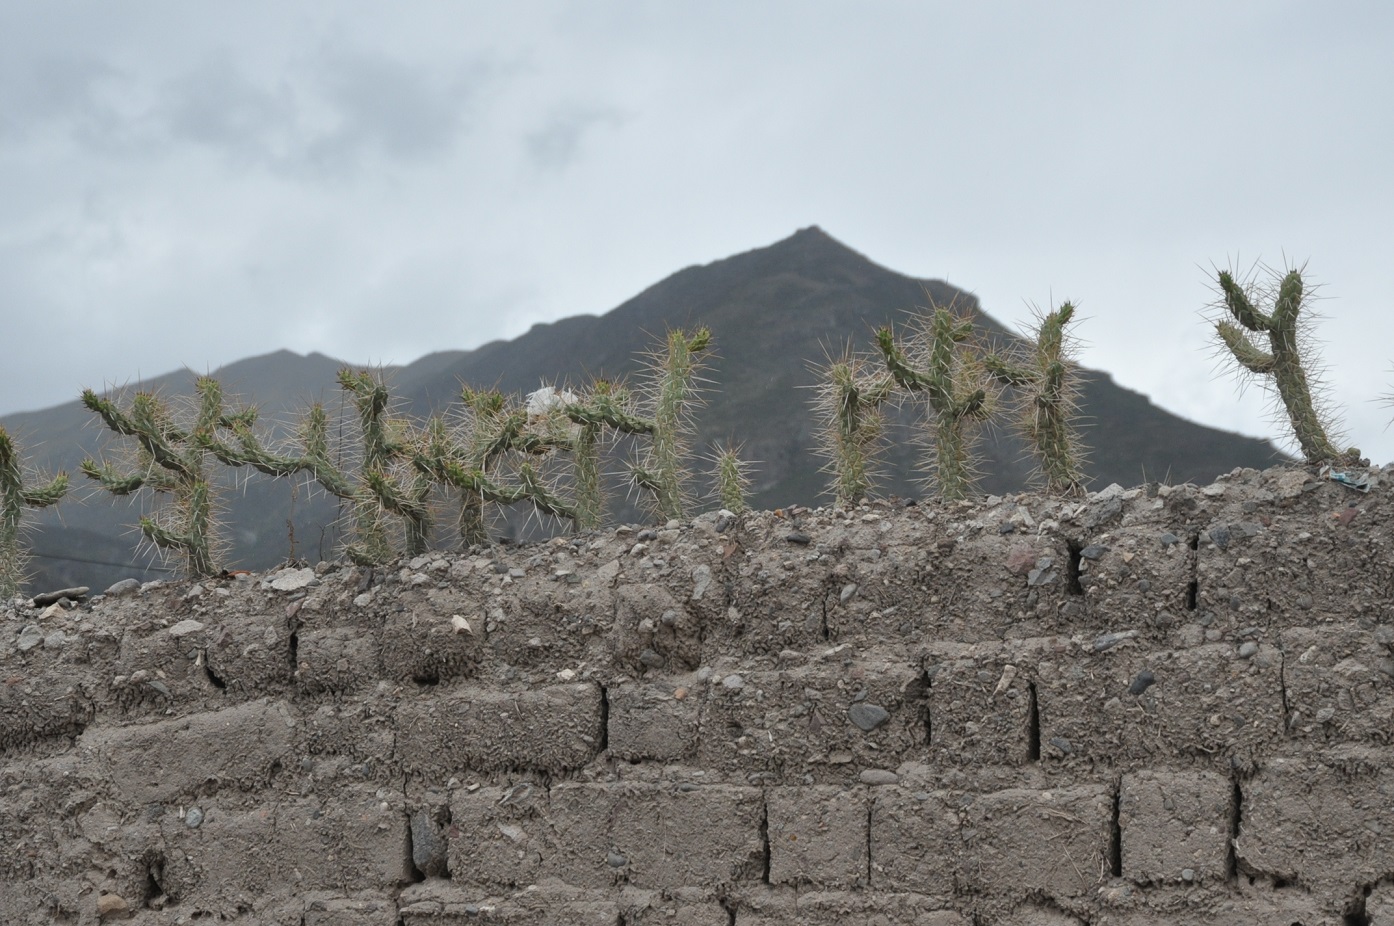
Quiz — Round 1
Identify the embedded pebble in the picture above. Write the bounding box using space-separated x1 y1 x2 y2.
16 625 42 652
1237 642 1259 659
607 850 629 868
1093 630 1137 652
168 619 206 639
1128 670 1156 695
786 532 811 545
185 807 204 828
692 565 712 600
847 702 890 732
103 578 141 597
859 769 899 785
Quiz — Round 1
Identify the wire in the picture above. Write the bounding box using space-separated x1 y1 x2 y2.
24 548 176 573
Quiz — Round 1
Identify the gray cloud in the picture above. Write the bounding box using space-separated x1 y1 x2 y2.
526 105 625 171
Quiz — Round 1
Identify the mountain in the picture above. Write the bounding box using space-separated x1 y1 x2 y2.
3 228 1281 594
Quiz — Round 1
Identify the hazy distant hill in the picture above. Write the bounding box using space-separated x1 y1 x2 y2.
4 227 1281 594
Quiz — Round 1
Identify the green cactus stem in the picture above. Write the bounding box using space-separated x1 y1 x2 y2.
0 427 69 598
1214 266 1355 464
985 301 1087 493
710 442 753 515
80 378 249 577
813 350 895 507
876 306 993 501
597 328 709 522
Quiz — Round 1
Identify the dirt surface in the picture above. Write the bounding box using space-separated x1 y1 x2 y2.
1 462 1391 925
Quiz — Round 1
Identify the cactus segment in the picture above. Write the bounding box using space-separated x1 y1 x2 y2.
0 427 69 598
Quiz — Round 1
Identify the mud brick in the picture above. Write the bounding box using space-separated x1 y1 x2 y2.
1035 642 1284 768
1077 519 1197 643
110 619 229 712
302 700 397 774
377 599 483 685
734 888 968 926
925 639 1053 767
1195 486 1393 633
1237 751 1394 888
270 786 411 891
960 785 1112 900
447 782 551 889
397 882 620 926
1279 622 1394 742
612 581 701 675
546 781 764 890
294 626 381 693
767 785 868 888
396 682 603 776
86 698 296 804
606 679 701 762
697 653 928 784
162 787 408 907
201 609 294 694
1119 770 1231 884
487 567 617 673
0 674 93 752
1101 883 1333 925
159 801 279 907
302 893 400 926
868 783 960 895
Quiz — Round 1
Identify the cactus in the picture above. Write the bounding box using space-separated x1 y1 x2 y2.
811 349 895 507
80 378 251 577
412 385 578 547
618 328 711 521
1213 264 1357 465
0 427 68 599
709 442 753 515
876 305 994 501
985 301 1088 493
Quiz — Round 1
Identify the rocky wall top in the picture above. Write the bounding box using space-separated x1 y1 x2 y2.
1 463 1391 926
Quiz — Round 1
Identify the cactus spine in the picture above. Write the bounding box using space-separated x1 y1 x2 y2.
1213 266 1355 464
813 350 895 507
81 378 250 577
985 301 1088 493
876 306 993 500
0 427 68 598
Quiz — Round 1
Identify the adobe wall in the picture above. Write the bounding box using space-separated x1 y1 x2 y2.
1 463 1391 926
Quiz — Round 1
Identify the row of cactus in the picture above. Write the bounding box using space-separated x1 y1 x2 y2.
816 296 1086 504
0 261 1362 591
63 327 734 579
814 261 1353 505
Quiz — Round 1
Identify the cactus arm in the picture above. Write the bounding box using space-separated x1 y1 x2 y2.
876 327 933 393
984 354 1033 388
79 458 149 495
1217 270 1271 331
20 472 68 509
1216 321 1276 374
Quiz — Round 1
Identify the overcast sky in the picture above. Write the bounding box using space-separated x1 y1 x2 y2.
2 2 1392 466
